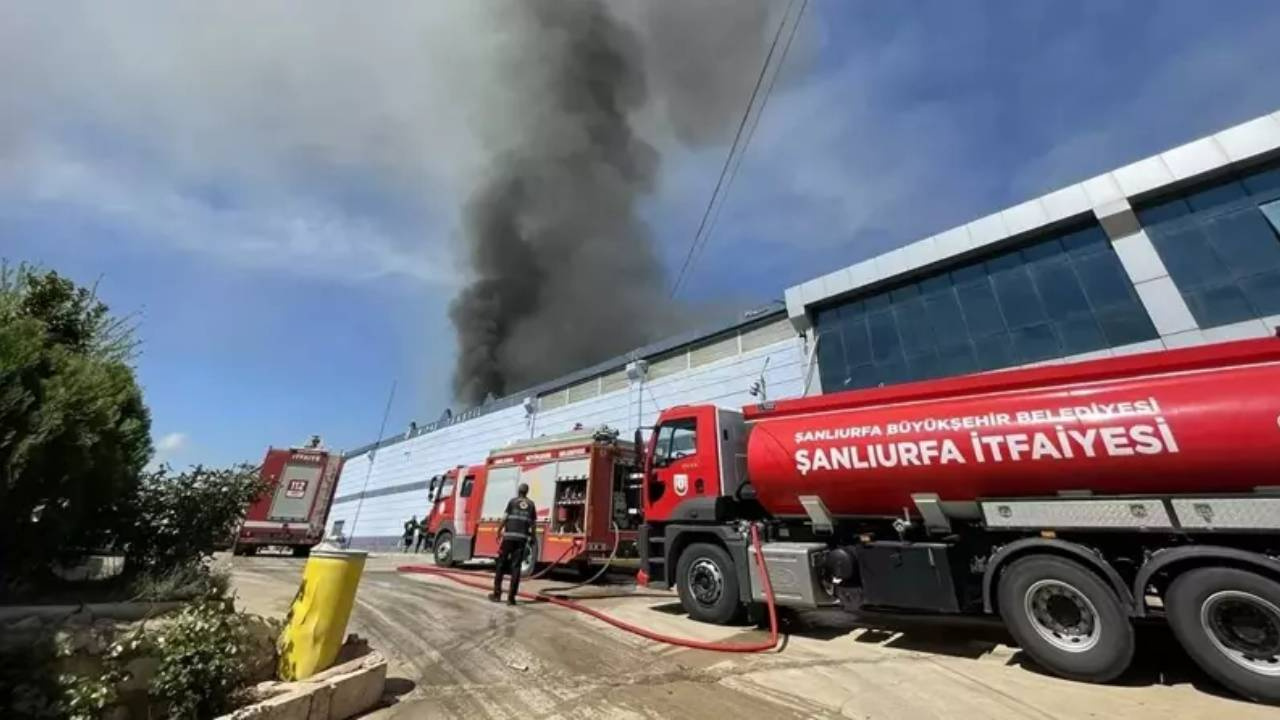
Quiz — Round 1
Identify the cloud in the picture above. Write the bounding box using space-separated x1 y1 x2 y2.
0 1 787 295
659 1 1280 291
156 432 188 453
4 1 1279 303
0 2 516 285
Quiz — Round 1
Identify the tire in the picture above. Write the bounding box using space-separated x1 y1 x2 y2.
433 531 456 568
292 546 310 558
519 540 539 578
242 545 258 557
676 542 743 625
997 555 1134 683
1166 567 1280 704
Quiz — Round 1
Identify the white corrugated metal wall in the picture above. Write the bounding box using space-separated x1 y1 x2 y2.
328 316 805 549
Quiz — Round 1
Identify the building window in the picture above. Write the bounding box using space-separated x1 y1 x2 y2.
813 222 1156 393
1137 161 1280 329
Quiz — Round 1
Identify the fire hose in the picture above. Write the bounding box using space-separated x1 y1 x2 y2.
536 521 622 598
398 523 780 653
529 540 583 580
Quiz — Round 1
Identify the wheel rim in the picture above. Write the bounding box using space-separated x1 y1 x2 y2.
688 558 724 607
1200 590 1280 677
435 536 451 563
1024 579 1102 653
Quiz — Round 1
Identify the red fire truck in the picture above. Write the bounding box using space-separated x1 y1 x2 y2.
637 336 1280 702
233 438 344 557
425 427 642 576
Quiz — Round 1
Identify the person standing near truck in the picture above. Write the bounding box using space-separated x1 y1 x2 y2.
491 483 536 605
414 518 431 553
402 515 417 553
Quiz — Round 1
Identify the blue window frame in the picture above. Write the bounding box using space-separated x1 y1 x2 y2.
1139 162 1280 328
813 221 1156 393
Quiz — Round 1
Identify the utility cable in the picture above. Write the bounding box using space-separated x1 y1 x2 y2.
685 0 810 280
669 0 799 299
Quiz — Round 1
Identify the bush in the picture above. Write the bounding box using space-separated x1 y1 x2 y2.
150 601 258 718
129 563 232 602
121 465 270 575
0 263 152 588
2 601 275 719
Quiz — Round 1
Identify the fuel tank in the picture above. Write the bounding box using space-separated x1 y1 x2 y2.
745 337 1280 518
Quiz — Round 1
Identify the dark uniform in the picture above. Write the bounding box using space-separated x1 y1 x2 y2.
492 494 537 604
402 517 417 552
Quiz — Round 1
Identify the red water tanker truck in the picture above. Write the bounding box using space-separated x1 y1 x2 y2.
636 336 1280 702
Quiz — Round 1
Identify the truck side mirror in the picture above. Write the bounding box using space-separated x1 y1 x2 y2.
633 428 645 469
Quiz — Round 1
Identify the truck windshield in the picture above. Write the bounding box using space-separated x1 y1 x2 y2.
654 418 697 464
436 479 455 501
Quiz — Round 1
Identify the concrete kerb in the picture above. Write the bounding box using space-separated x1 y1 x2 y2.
0 601 184 624
219 652 388 720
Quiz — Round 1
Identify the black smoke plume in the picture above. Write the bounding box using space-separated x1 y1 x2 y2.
449 0 772 406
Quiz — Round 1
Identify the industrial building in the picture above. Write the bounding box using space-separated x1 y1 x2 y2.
329 108 1280 550
787 109 1280 392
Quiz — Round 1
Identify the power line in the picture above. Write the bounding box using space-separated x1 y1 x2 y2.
346 379 397 546
685 0 809 282
669 0 807 299
668 0 794 298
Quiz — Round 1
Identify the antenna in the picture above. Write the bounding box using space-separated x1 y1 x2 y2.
346 379 397 547
748 357 771 403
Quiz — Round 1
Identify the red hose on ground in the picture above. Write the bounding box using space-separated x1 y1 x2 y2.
529 540 581 579
399 524 781 653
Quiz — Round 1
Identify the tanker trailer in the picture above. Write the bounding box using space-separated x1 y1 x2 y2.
636 336 1280 702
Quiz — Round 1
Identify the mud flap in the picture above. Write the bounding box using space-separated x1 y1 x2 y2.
453 535 474 563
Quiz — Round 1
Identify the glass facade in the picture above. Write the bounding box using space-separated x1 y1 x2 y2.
1137 162 1280 329
814 224 1158 392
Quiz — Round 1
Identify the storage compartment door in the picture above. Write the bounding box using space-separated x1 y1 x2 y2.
856 542 961 613
268 463 324 522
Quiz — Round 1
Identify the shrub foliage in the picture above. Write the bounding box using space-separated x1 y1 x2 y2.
0 263 151 585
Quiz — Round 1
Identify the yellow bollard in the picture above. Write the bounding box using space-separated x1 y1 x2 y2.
277 547 368 680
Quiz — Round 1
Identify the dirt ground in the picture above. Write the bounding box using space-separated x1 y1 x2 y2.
227 552 1277 719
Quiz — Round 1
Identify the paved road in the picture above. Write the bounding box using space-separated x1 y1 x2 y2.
229 553 1276 719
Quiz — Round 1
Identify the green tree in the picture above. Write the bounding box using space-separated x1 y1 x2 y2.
121 464 270 574
0 263 152 587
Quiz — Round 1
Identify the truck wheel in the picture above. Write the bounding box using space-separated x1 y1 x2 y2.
998 555 1133 683
292 546 310 558
433 531 456 568
676 542 743 625
1165 567 1280 704
519 541 539 578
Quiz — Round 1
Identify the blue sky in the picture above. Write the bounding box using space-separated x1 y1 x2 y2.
3 1 1279 467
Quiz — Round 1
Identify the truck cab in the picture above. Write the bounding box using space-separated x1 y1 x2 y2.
642 405 749 522
638 405 750 595
422 469 456 551
424 465 481 566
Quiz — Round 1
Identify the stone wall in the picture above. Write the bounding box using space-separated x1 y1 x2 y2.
1 603 279 719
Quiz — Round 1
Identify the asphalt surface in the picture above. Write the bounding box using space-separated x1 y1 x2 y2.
229 553 1278 719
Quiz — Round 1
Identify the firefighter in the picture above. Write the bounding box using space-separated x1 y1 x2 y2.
491 483 536 605
402 515 417 553
415 519 431 553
